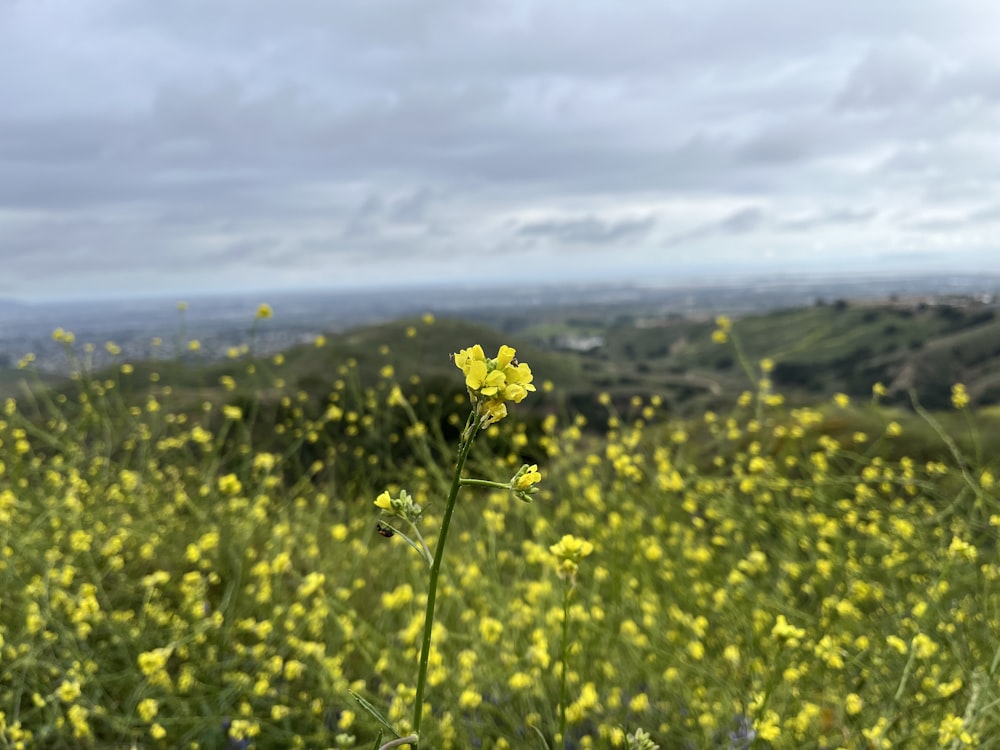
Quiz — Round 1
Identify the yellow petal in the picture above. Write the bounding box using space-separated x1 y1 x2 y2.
465 360 488 389
495 345 516 368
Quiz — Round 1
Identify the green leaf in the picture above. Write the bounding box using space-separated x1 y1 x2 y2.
369 730 383 750
350 690 400 739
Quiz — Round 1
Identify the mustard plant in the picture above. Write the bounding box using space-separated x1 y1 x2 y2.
549 534 594 749
363 344 539 748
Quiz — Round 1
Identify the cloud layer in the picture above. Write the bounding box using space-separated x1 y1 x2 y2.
2 0 999 299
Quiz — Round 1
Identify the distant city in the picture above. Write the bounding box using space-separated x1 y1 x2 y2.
2 272 998 375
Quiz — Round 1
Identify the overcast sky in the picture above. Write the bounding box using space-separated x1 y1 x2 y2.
2 0 999 301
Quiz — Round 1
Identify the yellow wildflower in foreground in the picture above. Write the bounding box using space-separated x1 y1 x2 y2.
453 344 535 427
511 463 542 502
373 488 421 523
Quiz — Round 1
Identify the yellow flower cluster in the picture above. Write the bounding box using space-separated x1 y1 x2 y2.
510 463 542 503
373 488 422 523
951 383 969 410
8 305 1000 748
711 315 732 344
550 534 594 581
453 344 535 426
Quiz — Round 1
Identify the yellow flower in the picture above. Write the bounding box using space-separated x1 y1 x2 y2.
373 489 421 522
453 344 536 426
510 464 542 502
939 714 973 746
459 689 483 709
937 677 963 698
138 647 172 676
982 470 995 489
629 693 651 713
271 705 291 720
948 536 977 562
56 679 82 703
550 534 594 561
381 584 414 610
886 635 908 655
137 698 159 722
514 464 541 490
454 343 486 375
771 614 805 647
479 617 504 644
756 711 781 741
52 327 76 343
845 693 863 715
951 383 969 409
467 362 505 395
912 632 938 659
256 303 273 319
218 473 243 496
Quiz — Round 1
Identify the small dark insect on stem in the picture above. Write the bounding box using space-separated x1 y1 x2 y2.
375 521 395 538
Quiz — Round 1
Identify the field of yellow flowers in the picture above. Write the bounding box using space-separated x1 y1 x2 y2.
1 311 998 748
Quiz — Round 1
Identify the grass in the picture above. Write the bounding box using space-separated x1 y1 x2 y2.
0 311 998 748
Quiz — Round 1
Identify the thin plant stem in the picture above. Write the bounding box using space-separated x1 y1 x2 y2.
411 410 480 740
557 581 572 748
380 735 419 750
409 525 433 565
459 478 511 490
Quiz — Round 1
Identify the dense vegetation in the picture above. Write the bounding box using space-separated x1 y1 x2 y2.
1 307 998 748
498 297 1000 415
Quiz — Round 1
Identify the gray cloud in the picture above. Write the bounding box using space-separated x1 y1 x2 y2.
834 36 943 112
780 208 878 232
515 215 656 245
904 204 1000 231
1 0 999 300
666 207 769 247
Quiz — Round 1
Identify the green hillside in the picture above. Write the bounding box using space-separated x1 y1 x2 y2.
2 304 999 748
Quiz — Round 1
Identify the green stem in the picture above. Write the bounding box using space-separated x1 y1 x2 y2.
380 736 419 750
458 478 510 490
411 410 480 740
557 582 572 748
892 648 917 704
